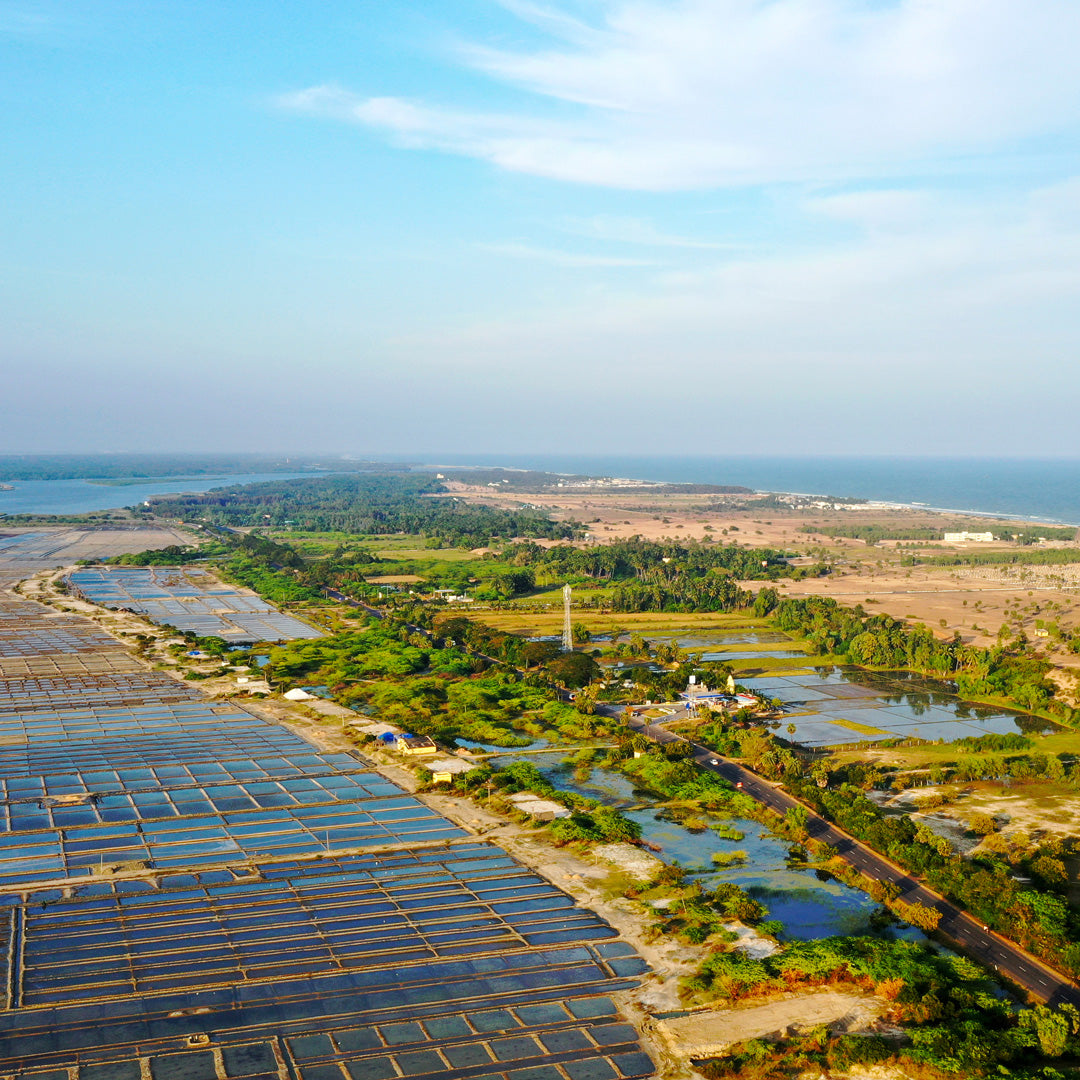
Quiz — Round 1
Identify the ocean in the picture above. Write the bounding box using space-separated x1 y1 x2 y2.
3 457 1078 526
410 455 1080 526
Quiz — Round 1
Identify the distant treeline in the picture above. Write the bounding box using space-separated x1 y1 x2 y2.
151 473 575 545
498 538 826 612
904 549 1080 568
1004 526 1078 544
803 524 946 542
806 523 1079 548
0 513 129 524
773 594 1059 713
0 453 392 481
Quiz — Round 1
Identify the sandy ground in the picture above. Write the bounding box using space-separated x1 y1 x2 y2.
439 479 1040 547
446 480 1080 690
765 568 1080 664
653 991 885 1057
915 783 1080 843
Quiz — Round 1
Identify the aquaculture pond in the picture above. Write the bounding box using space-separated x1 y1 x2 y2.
626 627 1055 747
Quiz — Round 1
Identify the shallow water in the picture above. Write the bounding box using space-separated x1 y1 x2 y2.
0 472 318 515
505 750 909 941
649 626 1058 744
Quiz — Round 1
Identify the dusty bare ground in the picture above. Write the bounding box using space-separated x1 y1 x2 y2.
653 991 886 1057
448 481 1080 695
767 567 1080 662
929 784 1080 843
440 479 1034 548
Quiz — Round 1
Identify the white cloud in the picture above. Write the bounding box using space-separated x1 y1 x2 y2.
284 1 1080 190
477 241 658 266
561 214 732 248
391 180 1080 394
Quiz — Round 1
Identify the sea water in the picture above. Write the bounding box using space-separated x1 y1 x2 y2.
409 454 1080 525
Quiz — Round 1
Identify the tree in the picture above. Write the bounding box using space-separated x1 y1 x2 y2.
891 900 942 931
784 805 809 836
968 813 998 837
546 651 600 688
1023 1003 1080 1057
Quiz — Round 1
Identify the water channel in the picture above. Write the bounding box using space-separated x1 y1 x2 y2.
466 625 1054 947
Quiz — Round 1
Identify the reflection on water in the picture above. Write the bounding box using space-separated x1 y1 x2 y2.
506 750 914 942
481 619 1046 941
610 632 794 647
0 472 320 516
455 737 552 754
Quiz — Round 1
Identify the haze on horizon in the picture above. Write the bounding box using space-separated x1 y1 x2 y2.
2 1 1079 457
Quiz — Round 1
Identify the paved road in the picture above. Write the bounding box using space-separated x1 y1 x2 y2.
626 707 1080 1008
245 540 1080 1008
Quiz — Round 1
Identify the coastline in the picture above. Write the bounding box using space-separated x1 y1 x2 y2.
412 454 1080 526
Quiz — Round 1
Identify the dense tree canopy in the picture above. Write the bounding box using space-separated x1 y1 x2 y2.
153 473 575 544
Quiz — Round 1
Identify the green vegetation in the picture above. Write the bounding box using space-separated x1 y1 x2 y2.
906 548 1080 567
107 543 224 566
802 523 947 542
431 760 641 845
262 617 620 747
773 595 1061 714
498 538 827 613
788 769 1080 977
154 472 576 544
693 937 1076 1078
626 862 768 946
954 732 1033 753
1001 526 1078 545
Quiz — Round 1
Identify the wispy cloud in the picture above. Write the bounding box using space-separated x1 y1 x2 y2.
396 179 1080 388
282 1 1080 190
561 214 732 249
477 241 658 267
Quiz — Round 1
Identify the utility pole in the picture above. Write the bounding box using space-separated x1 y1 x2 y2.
561 584 573 652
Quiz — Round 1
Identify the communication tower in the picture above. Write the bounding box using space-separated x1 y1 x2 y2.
561 584 573 652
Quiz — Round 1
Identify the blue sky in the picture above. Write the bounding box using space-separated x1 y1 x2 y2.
2 0 1079 456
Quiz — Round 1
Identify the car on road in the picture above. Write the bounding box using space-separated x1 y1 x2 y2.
709 759 718 765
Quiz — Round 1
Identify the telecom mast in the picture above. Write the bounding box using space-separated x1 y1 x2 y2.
561 584 573 652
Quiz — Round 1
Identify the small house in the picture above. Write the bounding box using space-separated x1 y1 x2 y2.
426 757 479 784
395 734 438 757
507 791 571 822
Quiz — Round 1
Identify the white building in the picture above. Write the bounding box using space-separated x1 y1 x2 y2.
943 531 994 543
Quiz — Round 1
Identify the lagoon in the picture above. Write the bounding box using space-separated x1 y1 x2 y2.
0 472 317 516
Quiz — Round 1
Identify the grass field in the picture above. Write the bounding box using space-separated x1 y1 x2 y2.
467 610 776 636
372 547 479 562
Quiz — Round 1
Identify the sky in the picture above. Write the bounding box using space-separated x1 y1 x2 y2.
2 0 1079 457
